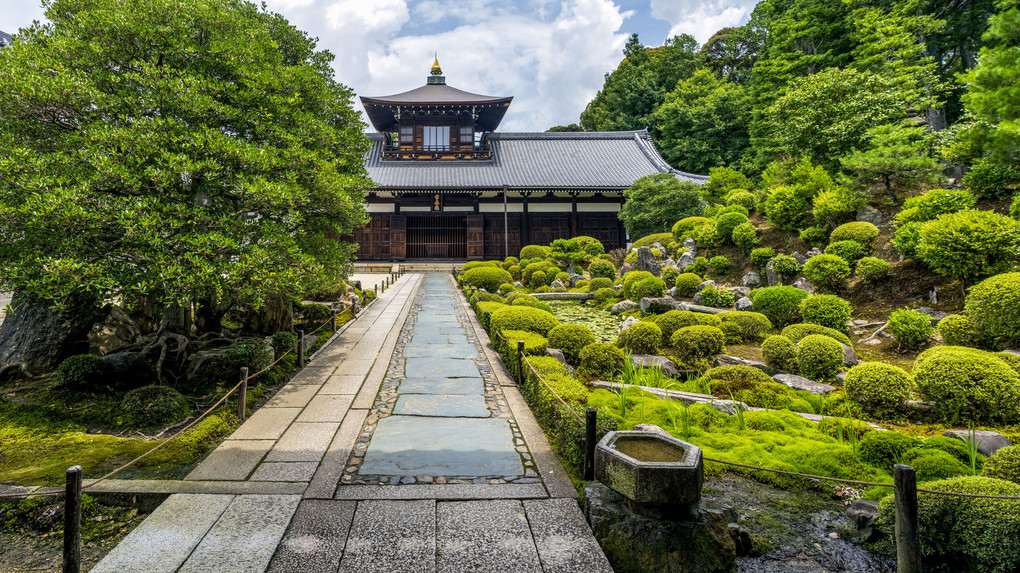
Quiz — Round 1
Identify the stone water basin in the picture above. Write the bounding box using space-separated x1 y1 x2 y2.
595 430 704 512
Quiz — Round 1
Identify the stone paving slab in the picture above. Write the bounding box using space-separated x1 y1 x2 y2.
289 368 335 385
402 344 480 359
306 409 369 499
249 462 319 482
320 374 366 395
335 358 376 377
436 500 542 573
229 407 302 440
266 499 357 573
332 483 549 500
358 416 522 477
185 439 275 481
178 494 301 573
404 356 481 378
85 479 307 496
264 422 338 462
90 494 234 573
397 378 484 395
298 394 354 423
524 498 615 572
338 499 436 573
393 394 490 417
265 383 320 408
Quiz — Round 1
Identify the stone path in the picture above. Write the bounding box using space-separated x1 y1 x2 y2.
0 291 10 327
91 274 612 573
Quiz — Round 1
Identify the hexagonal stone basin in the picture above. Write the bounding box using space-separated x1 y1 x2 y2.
612 435 688 463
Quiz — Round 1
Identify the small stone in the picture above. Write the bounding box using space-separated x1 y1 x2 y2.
630 354 682 379
943 430 1013 457
683 238 697 256
773 373 835 395
695 280 717 293
792 252 808 265
792 277 814 293
840 343 859 366
619 316 639 332
765 260 780 286
677 251 695 270
611 300 639 315
436 476 447 484
735 297 753 312
806 248 822 257
740 271 761 287
728 286 751 299
640 297 677 314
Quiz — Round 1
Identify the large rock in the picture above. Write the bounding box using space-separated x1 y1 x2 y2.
619 317 639 332
0 292 106 371
914 306 950 326
792 277 815 293
805 247 822 258
857 205 882 225
631 354 682 378
764 260 780 286
943 430 1014 457
741 271 761 287
735 297 753 312
243 293 293 335
634 247 661 276
792 252 808 265
568 273 583 287
550 279 567 291
695 280 717 293
846 500 881 542
841 343 860 366
773 373 836 395
715 354 774 374
683 238 698 256
88 305 141 356
728 286 751 299
102 351 157 386
546 348 576 376
640 297 677 314
583 482 738 573
186 337 272 390
677 251 696 270
610 300 639 315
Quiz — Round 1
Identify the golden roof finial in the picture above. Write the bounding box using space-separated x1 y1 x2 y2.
431 54 442 76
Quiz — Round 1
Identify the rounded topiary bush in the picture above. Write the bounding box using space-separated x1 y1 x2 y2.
751 286 810 328
799 294 852 332
547 324 597 366
860 431 922 468
796 334 844 381
913 346 1020 423
824 240 866 263
522 261 555 285
56 354 112 390
121 384 191 424
802 254 851 291
462 260 502 271
830 221 879 249
587 258 617 280
593 287 620 305
887 309 934 351
725 190 757 211
717 311 772 342
905 448 972 481
461 266 513 293
617 322 662 355
982 445 1020 484
937 314 975 347
761 335 797 372
621 271 654 299
656 310 721 346
769 254 800 278
579 342 625 380
502 330 549 356
750 247 775 268
587 277 614 292
530 270 548 289
699 285 735 308
519 245 549 260
799 226 829 248
511 296 554 314
781 323 851 346
964 272 1020 349
498 283 517 296
716 212 749 242
709 255 731 275
671 325 725 361
630 276 667 300
672 216 712 239
553 271 571 286
674 273 703 297
855 256 890 282
844 362 913 418
301 302 333 323
489 306 560 337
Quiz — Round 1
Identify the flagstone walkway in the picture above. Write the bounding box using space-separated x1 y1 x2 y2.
90 273 612 573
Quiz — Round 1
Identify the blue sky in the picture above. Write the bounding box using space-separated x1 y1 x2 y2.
1 0 757 131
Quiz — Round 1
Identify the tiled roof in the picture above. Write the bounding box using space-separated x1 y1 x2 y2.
364 130 707 190
361 83 510 104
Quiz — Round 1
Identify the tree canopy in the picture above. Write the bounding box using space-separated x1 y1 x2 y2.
619 174 706 239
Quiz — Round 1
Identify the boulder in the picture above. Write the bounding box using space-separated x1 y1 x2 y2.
546 348 576 376
663 258 677 268
568 274 583 287
914 306 950 326
735 297 753 312
349 280 362 290
513 281 525 289
792 252 808 265
806 248 822 258
792 277 815 294
640 297 678 314
550 279 567 291
634 247 661 276
244 293 293 335
773 373 836 395
619 316 640 332
652 242 664 251
715 354 774 374
620 263 634 275
0 292 106 371
764 260 780 286
840 343 860 366
88 305 142 356
685 304 726 315
741 271 761 287
610 300 639 315
943 430 1014 457
695 280 717 293
102 351 157 385
836 371 847 384
630 354 682 379
728 286 751 299
667 287 678 298
846 500 881 542
856 205 882 225
692 291 702 304
683 238 698 256
677 251 696 270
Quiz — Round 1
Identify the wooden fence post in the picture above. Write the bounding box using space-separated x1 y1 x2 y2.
894 464 922 573
297 330 305 368
237 367 248 420
330 310 337 332
584 408 597 481
516 341 525 385
64 465 82 573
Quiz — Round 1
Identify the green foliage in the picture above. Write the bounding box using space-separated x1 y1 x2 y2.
271 331 298 358
474 301 505 333
750 247 775 268
656 310 720 345
702 167 752 202
300 302 332 323
725 190 757 211
844 362 912 419
687 256 711 275
629 233 676 251
840 123 945 197
799 294 852 332
671 216 713 239
488 306 560 337
660 266 682 289
498 283 517 296
962 161 1020 200
905 448 972 481
522 260 556 285
621 271 653 299
630 276 667 301
673 272 703 297
982 445 1020 485
913 346 1020 424
587 259 617 280
937 314 975 347
578 342 626 380
530 270 548 289
502 330 549 356
620 174 705 239
830 222 879 249
729 222 758 253
519 245 550 261
56 354 113 391
751 286 810 328
802 254 851 291
965 272 1020 349
895 189 977 225
888 309 934 351
717 311 772 343
120 385 191 425
1012 194 1020 220
812 188 866 229
549 237 604 267
586 277 614 292
462 261 502 271
859 431 922 468
715 212 749 243
224 337 272 374
708 255 731 275
915 210 1020 282
547 324 597 366
824 240 866 263
510 297 554 315
699 285 736 309
781 323 851 346
617 322 662 355
798 226 829 249
761 335 797 372
796 334 844 381
592 287 620 305
763 185 810 231
672 325 726 361
855 257 890 282
0 0 373 308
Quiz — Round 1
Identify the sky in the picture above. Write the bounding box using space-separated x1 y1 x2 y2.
0 0 757 132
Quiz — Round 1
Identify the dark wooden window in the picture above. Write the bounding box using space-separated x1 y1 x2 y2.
423 126 450 151
399 125 413 145
406 215 467 259
460 126 473 145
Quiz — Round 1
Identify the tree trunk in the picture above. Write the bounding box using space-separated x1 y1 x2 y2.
243 294 293 335
0 291 106 371
163 302 194 335
125 292 160 335
195 290 231 333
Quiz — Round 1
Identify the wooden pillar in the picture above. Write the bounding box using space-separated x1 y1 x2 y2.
393 197 401 214
617 198 627 248
570 196 578 238
521 196 530 247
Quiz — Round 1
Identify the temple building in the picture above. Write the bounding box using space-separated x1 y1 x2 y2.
354 59 706 261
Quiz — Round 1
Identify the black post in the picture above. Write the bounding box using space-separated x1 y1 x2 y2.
64 465 82 573
516 340 525 385
237 367 249 420
297 330 305 368
330 311 337 332
584 408 597 481
894 464 922 573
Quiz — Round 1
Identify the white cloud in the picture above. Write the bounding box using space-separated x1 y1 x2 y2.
649 0 756 44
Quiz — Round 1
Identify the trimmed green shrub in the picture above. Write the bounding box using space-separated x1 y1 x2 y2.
519 245 550 260
699 285 735 308
489 306 560 337
530 270 548 289
855 257 890 282
915 210 1020 281
547 324 597 366
671 325 726 361
504 256 519 268
271 331 298 358
824 240 865 263
802 254 851 291
708 255 731 275
799 226 829 248
461 266 513 292
1011 193 1020 220
508 265 522 281
878 476 1020 573
937 314 974 347
656 310 721 346
751 286 810 328
587 259 617 280
716 212 749 242
830 221 879 248
502 330 548 356
982 445 1020 484
896 189 976 226
796 334 844 381
725 190 757 211
761 335 797 372
887 309 934 351
812 189 865 229
617 322 662 355
672 216 713 239
687 256 710 275
56 354 112 390
764 185 809 231
965 272 1020 349
225 337 273 374
860 431 922 468
587 277 614 292
475 301 506 332
592 287 620 305
799 294 852 332
904 448 971 481
631 276 667 300
511 296 554 314
301 302 333 323
769 254 800 278
781 323 851 346
630 233 675 251
844 362 912 418
522 260 556 285
963 160 1020 199
718 204 750 217
717 311 772 342
913 346 1020 423
660 266 682 289
998 352 1020 376
553 271 571 286
925 436 982 468
674 273 703 297
579 342 626 380
719 321 743 344
462 260 502 271
498 283 517 296
892 221 924 258
121 384 191 424
621 271 654 299
750 247 775 268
